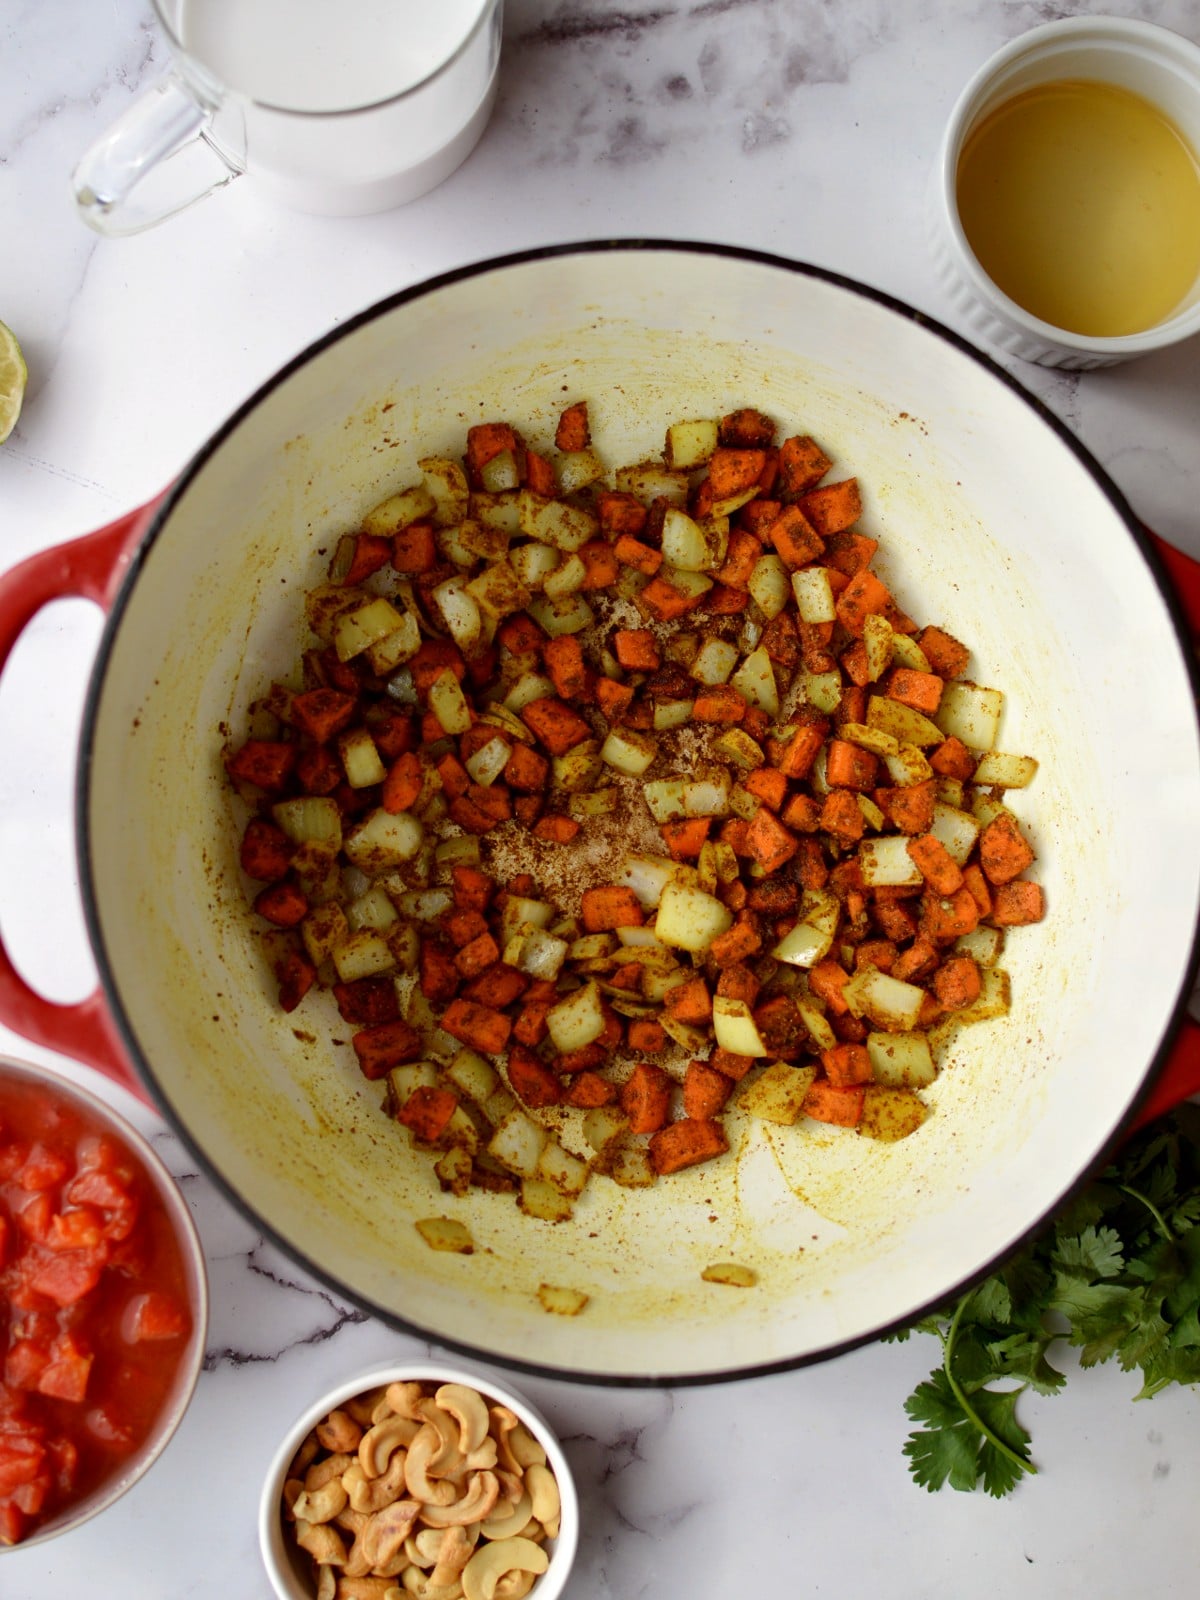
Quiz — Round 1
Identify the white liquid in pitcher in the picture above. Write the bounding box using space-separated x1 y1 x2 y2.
177 0 487 112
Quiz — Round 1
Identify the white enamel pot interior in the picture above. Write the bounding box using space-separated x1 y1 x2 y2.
79 243 1200 1383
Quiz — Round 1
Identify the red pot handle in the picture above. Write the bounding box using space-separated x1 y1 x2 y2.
1131 530 1200 1128
0 502 162 1102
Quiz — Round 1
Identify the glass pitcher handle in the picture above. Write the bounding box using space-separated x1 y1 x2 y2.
72 75 243 237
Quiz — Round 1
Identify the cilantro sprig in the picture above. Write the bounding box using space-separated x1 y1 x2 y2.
892 1103 1200 1496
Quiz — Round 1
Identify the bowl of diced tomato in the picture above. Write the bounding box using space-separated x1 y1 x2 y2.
0 1056 208 1549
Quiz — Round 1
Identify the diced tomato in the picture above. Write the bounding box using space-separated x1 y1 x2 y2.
4 1341 49 1393
29 1252 105 1308
15 1145 70 1193
120 1292 190 1344
0 1438 45 1495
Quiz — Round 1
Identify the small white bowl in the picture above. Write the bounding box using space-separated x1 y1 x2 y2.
259 1358 580 1600
932 15 1200 368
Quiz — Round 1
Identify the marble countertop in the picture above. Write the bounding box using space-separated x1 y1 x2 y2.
2 1 1199 1594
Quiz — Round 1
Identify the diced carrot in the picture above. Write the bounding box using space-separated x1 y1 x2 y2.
513 998 551 1047
979 812 1036 886
840 639 871 688
419 939 460 1004
918 625 970 678
719 817 752 857
333 977 401 1026
793 839 830 892
593 676 636 722
579 538 622 589
879 779 937 834
449 785 512 834
919 886 980 942
710 1047 756 1081
437 751 470 799
410 639 467 696
821 1042 873 1087
737 498 781 537
823 529 879 577
798 478 863 536
295 743 342 796
507 1044 564 1110
778 434 832 498
648 1118 729 1175
563 1071 617 1109
365 705 417 760
933 955 982 1011
555 400 591 452
514 797 543 833
639 573 706 622
715 528 762 588
524 448 556 498
692 685 747 724
608 962 644 994
961 862 992 920
496 613 546 655
906 833 964 895
753 994 807 1060
835 568 893 637
396 1086 458 1143
614 535 663 576
706 583 749 615
873 896 920 942
503 741 550 792
720 408 776 448
520 696 593 755
240 818 293 881
825 738 878 791
708 920 762 966
747 880 797 915
462 963 529 1009
887 667 944 715
767 504 825 568
627 1018 668 1054
855 938 898 973
775 723 827 780
664 977 713 1025
440 998 512 1055
543 635 589 700
620 1063 673 1134
742 766 788 811
451 864 495 912
253 881 308 928
892 934 939 982
532 813 581 843
709 448 767 497
381 749 423 814
454 930 500 979
340 532 392 585
466 421 518 477
819 789 865 846
990 880 1045 926
580 886 644 932
225 739 299 792
743 806 798 873
682 1060 734 1120
715 962 762 1007
352 1019 423 1080
613 628 661 671
802 1081 866 1127
597 490 648 537
391 522 438 573
929 735 977 780
660 817 711 859
809 958 851 1015
275 948 317 1013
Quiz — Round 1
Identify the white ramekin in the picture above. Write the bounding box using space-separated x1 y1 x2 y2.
259 1357 580 1600
932 15 1200 368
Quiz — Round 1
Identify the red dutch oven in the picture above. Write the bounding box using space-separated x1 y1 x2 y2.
0 244 1197 1383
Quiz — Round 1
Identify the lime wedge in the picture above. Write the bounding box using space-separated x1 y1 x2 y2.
0 321 28 444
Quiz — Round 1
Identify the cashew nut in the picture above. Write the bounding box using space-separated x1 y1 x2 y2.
460 1538 548 1600
507 1426 546 1472
492 1469 525 1510
283 1477 306 1520
493 1573 536 1600
307 1452 355 1492
404 1424 460 1507
524 1464 559 1533
400 1568 464 1600
345 1387 389 1427
488 1408 521 1478
419 1471 500 1529
434 1385 491 1455
360 1416 418 1479
293 1476 350 1525
415 1399 466 1477
464 1437 499 1473
429 1525 478 1588
296 1518 349 1568
357 1499 423 1573
405 1527 448 1568
318 1408 365 1453
316 1564 337 1600
291 1429 322 1476
479 1489 532 1542
385 1381 427 1420
344 1452 409 1515
336 1579 399 1600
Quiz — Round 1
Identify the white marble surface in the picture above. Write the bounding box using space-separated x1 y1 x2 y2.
2 1 1199 1594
